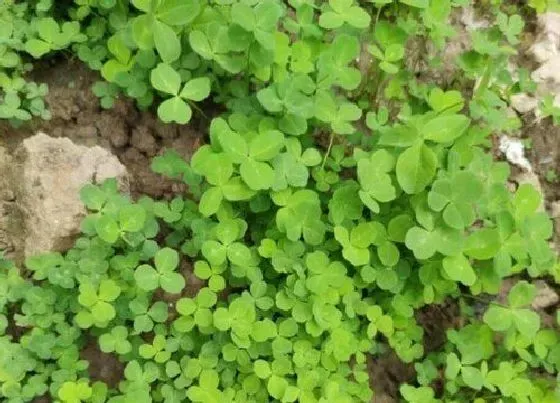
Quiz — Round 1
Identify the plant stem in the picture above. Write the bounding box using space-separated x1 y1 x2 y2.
321 131 335 171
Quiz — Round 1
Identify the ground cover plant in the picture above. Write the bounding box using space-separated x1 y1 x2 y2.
1 0 560 402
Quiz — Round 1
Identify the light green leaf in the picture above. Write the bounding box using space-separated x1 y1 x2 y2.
151 63 181 95
153 21 181 63
508 281 536 308
396 143 437 194
422 115 470 143
249 130 285 161
240 159 275 190
160 272 186 294
180 77 211 102
119 205 146 232
158 97 192 124
96 216 120 244
199 187 223 217
155 247 179 272
442 254 476 286
135 265 159 291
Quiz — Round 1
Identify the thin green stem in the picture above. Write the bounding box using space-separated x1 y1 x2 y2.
321 131 335 171
473 59 493 100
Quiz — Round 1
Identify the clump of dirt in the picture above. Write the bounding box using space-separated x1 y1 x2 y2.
416 300 461 353
0 59 204 199
80 339 124 388
368 352 415 403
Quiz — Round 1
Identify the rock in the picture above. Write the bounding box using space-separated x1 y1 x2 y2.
525 13 560 115
550 200 560 218
11 133 128 258
499 135 533 172
532 55 560 88
510 93 539 114
0 147 15 256
460 7 490 31
532 280 559 310
530 13 560 63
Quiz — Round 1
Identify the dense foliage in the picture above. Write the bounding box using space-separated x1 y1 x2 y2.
1 0 560 402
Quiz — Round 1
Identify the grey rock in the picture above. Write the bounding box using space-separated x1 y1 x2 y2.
10 133 128 258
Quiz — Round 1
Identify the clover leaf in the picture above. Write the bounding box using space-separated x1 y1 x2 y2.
319 0 371 29
134 247 185 294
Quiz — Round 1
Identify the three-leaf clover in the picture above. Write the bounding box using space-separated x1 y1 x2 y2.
58 380 92 403
94 204 147 244
131 0 200 62
367 43 405 74
99 326 132 355
134 247 186 294
334 223 375 266
357 149 397 213
230 0 284 50
314 91 362 134
139 334 178 363
75 279 121 328
151 63 211 124
483 281 541 338
174 288 217 332
129 298 169 334
319 0 371 29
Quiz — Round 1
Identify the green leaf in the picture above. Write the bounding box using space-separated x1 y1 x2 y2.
267 376 288 400
461 367 483 390
25 40 51 58
119 205 146 232
507 281 536 308
442 254 476 286
180 77 211 102
158 97 192 124
189 30 213 59
512 309 540 337
160 272 186 294
91 301 116 323
400 0 429 8
483 305 512 331
240 159 275 190
96 216 120 243
199 187 223 217
254 360 271 379
153 21 181 63
155 247 179 272
80 184 107 211
151 63 181 95
405 227 436 259
219 131 248 163
396 143 437 194
249 131 285 161
422 115 470 143
156 0 201 26
135 265 159 291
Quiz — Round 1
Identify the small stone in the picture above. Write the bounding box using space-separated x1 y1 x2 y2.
532 280 559 310
510 93 539 114
130 126 158 157
530 13 560 63
550 200 560 218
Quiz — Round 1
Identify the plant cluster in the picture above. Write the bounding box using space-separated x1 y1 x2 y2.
1 0 560 402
